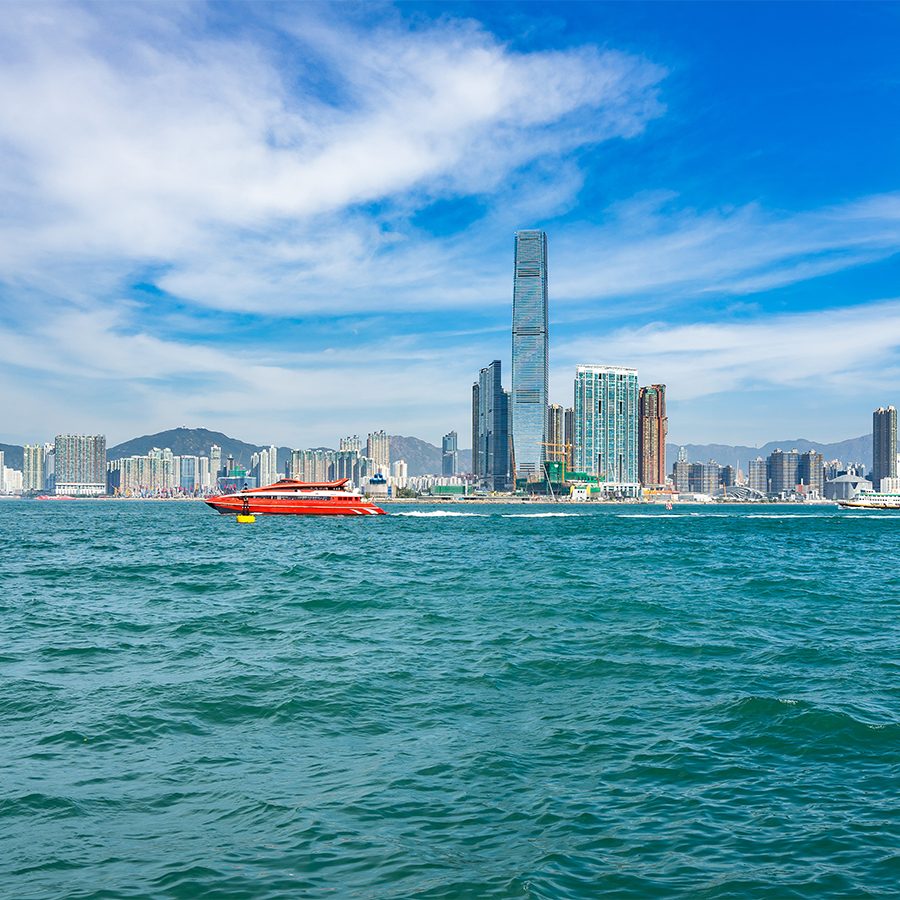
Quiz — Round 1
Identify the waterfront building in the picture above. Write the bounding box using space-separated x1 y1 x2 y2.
673 446 690 493
23 444 44 493
210 445 222 479
367 430 390 471
43 443 55 492
340 436 362 453
333 449 360 483
442 431 458 477
720 465 736 489
824 474 873 501
564 407 575 470
573 365 639 491
54 434 106 496
511 229 549 481
475 360 510 491
198 456 211 491
797 450 825 496
546 404 566 464
748 457 767 493
471 383 480 476
872 406 897 489
179 455 199 493
638 384 668 487
291 449 336 482
766 448 799 495
391 459 409 487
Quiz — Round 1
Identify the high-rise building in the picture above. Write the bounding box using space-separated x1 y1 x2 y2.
198 456 211 492
766 448 799 495
511 230 548 481
638 384 668 487
441 431 458 477
340 436 362 453
673 446 690 493
748 457 767 492
54 434 106 496
546 404 565 464
367 430 390 471
475 360 510 491
573 365 639 487
872 406 897 489
471 383 480 476
564 407 575 470
179 456 199 493
23 444 44 493
391 459 408 486
210 445 222 481
797 450 825 496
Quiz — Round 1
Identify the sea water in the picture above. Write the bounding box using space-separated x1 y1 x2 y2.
1 502 897 898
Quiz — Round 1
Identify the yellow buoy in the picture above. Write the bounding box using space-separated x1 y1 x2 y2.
236 513 255 523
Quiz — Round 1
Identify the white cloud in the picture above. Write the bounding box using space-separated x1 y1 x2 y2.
555 300 900 401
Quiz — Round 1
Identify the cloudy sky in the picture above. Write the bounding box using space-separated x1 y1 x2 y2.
2 1 899 448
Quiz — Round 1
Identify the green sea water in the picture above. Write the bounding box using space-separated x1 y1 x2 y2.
1 501 898 898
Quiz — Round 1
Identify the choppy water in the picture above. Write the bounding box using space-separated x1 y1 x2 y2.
2 501 898 898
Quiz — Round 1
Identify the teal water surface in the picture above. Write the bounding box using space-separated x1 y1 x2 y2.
1 501 898 898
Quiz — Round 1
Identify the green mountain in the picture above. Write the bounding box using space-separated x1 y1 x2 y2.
0 443 24 469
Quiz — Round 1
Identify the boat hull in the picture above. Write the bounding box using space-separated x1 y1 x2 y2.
206 497 386 516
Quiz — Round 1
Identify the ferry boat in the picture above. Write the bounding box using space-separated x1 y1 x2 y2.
206 478 386 517
838 489 900 510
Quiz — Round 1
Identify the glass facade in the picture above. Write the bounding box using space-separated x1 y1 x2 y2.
573 366 639 484
511 230 548 480
872 406 897 488
475 360 510 491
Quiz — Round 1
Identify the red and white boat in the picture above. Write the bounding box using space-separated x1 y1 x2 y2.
205 478 386 517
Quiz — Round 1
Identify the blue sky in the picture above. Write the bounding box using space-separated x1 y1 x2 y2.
1 1 899 448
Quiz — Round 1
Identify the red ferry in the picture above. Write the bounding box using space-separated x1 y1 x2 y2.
205 478 386 517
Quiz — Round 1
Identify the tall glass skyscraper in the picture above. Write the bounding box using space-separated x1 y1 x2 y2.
511 230 548 481
573 366 639 488
474 360 510 491
872 406 897 489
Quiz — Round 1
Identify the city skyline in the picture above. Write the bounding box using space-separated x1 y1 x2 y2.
1 4 900 448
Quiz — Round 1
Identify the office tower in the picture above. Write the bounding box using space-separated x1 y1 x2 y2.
766 448 799 495
23 444 44 492
573 365 639 485
471 382 480 476
546 404 565 463
872 406 898 489
638 385 668 487
564 407 575 470
475 360 510 491
511 229 548 481
442 431 458 477
210 445 222 479
797 450 825 496
340 436 362 453
367 430 390 470
54 434 107 496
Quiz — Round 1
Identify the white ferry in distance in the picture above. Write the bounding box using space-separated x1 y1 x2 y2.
838 489 900 510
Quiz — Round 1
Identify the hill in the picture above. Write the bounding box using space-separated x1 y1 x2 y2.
108 427 293 471
0 443 24 469
666 435 872 472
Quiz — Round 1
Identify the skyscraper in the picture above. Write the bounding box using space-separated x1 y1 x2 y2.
766 448 799 495
638 384 668 487
564 407 575 471
573 366 639 489
23 444 44 493
441 431 458 477
748 457 767 493
511 230 548 481
872 406 897 489
367 430 390 472
471 382 480 476
673 446 690 493
475 360 510 491
546 404 565 463
54 434 107 496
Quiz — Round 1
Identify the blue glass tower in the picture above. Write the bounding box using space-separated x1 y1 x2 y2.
511 230 548 481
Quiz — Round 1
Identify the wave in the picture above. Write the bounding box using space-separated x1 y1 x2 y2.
500 512 584 518
393 510 487 517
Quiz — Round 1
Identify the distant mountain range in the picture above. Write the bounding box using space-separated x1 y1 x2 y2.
1 428 871 479
666 435 872 471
